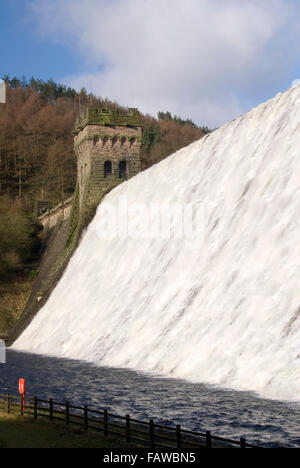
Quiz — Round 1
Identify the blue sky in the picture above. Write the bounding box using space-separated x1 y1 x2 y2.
1 0 300 127
0 0 81 81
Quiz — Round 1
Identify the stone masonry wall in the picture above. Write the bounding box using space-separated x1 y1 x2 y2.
39 197 73 230
74 121 142 212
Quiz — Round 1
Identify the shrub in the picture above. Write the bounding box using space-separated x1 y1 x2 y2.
0 197 41 277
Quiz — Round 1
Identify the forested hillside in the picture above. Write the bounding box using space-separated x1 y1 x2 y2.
0 77 207 209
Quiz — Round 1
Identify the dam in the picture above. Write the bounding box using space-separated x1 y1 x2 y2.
12 84 300 404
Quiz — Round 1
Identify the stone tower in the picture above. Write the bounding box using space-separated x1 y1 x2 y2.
73 107 142 212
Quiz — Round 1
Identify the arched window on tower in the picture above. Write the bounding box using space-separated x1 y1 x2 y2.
121 137 126 147
112 136 118 147
104 160 112 178
103 136 108 147
130 137 136 147
119 160 127 179
93 136 99 146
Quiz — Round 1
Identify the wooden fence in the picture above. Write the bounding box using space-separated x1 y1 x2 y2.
0 393 261 449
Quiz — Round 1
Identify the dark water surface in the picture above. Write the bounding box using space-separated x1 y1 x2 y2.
0 350 299 448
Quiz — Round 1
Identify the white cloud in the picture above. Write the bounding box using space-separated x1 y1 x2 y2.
29 0 300 127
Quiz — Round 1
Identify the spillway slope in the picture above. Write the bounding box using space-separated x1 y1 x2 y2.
14 85 300 401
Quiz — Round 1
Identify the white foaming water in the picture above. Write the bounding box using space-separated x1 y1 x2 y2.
14 86 300 402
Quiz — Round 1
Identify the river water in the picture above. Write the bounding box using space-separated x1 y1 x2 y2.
0 350 299 448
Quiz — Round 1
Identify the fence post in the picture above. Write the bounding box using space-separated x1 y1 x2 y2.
7 394 10 414
176 425 182 450
240 437 246 449
34 397 38 420
126 415 131 443
206 431 212 448
149 419 155 449
84 405 88 431
20 395 24 416
66 401 70 425
104 410 108 438
50 399 53 422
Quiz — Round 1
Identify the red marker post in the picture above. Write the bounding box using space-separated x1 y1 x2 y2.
19 378 26 414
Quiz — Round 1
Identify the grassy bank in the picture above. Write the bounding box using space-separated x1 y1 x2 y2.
0 411 131 448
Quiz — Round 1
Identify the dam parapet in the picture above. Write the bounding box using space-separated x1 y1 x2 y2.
37 197 73 230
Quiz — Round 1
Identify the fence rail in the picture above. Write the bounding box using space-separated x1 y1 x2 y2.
0 393 261 449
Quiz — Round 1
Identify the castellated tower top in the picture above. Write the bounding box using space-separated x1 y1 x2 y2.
73 107 142 135
74 107 142 213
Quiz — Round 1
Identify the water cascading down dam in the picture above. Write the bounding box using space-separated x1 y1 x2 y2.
13 85 300 402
